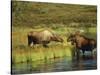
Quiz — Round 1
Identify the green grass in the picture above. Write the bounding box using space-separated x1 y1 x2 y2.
12 27 96 64
12 27 73 63
12 1 97 27
12 46 73 63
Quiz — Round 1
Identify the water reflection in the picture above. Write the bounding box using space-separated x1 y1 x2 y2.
12 54 97 74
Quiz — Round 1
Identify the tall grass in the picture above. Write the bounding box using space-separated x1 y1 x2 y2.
12 27 96 64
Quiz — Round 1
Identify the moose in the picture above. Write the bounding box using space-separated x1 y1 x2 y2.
27 30 63 47
67 31 96 57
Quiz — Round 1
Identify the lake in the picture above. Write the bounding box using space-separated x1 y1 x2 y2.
12 52 97 74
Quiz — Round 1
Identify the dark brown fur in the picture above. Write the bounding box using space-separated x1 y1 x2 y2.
67 33 96 56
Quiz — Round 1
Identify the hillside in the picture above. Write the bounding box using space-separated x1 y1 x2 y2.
12 1 97 28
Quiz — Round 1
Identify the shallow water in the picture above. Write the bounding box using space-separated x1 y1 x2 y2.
12 52 97 74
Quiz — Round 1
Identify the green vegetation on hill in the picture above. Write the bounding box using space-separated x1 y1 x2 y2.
12 1 97 28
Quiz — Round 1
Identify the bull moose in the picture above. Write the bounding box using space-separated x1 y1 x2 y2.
27 30 63 47
67 32 96 57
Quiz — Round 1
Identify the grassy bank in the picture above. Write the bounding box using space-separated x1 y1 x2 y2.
12 45 74 63
12 27 73 63
12 27 96 64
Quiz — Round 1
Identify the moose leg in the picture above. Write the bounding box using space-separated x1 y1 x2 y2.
28 35 33 46
43 44 48 47
90 50 94 57
82 50 86 58
82 50 85 55
72 49 76 57
43 41 49 48
76 49 80 60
